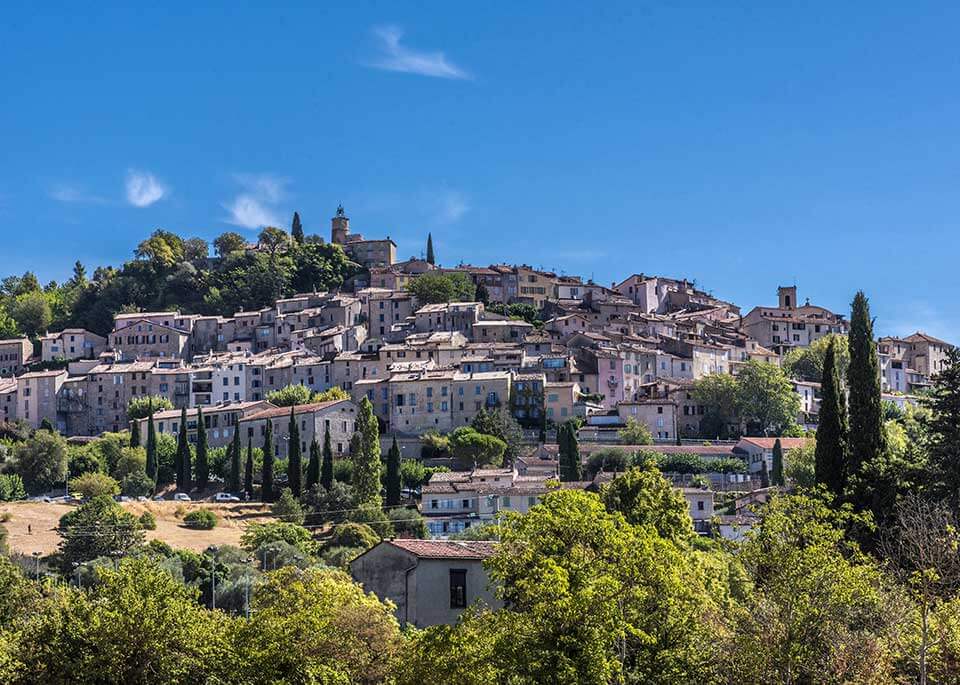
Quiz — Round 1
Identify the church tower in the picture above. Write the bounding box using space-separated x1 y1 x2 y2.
331 204 350 244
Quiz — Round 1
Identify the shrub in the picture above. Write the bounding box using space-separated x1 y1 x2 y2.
272 488 305 524
347 504 393 539
618 417 654 445
126 395 174 420
657 453 708 474
183 509 217 530
320 545 365 569
585 448 631 477
241 521 318 557
0 512 11 523
0 474 26 502
420 431 450 459
388 507 428 538
327 522 379 550
139 511 157 530
69 472 121 499
121 470 155 497
399 459 428 489
332 459 353 484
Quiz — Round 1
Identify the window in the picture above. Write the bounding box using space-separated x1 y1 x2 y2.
450 570 467 608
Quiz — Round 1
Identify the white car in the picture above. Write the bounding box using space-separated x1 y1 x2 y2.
214 493 240 503
173 493 192 501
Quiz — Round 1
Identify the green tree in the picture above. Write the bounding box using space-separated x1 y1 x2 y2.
129 419 141 448
13 429 68 492
352 398 382 508
195 407 209 491
262 418 274 502
321 427 334 491
448 427 507 468
174 407 190 491
291 211 304 244
846 291 887 498
926 347 960 511
385 437 402 507
57 495 145 570
145 403 158 486
271 488 305 525
470 407 523 462
600 464 693 542
287 407 303 497
406 272 475 304
782 333 850 383
558 421 582 481
228 423 241 494
692 372 739 438
736 360 801 436
11 291 52 337
426 232 435 264
213 230 246 257
785 441 816 489
815 337 848 497
771 438 785 487
306 438 320 491
68 472 120 499
241 521 318 557
244 437 254 497
618 416 654 445
266 384 313 407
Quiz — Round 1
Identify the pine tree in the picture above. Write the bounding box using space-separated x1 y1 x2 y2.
129 420 141 448
771 438 785 487
426 233 435 265
353 398 383 507
306 438 320 491
815 338 848 497
262 419 274 502
146 401 158 487
321 427 334 491
927 348 960 511
847 291 886 490
291 211 304 244
386 436 402 507
195 406 209 491
229 425 241 493
176 407 189 491
244 436 254 498
287 406 302 497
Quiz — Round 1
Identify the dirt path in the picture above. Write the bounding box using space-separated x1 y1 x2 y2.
0 501 275 556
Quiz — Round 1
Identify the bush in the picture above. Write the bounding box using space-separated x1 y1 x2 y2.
0 474 26 502
183 509 217 530
241 521 318 557
400 459 428 489
585 448 631 477
657 453 708 474
709 457 748 474
272 488 305 524
69 472 121 499
388 507 428 538
139 511 157 530
126 395 174 420
67 447 104 479
420 432 450 459
320 545 365 569
327 522 379 550
347 504 393 539
618 417 654 445
332 459 353 484
121 470 155 497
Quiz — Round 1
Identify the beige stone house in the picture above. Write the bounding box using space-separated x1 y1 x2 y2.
0 338 32 376
239 399 359 460
40 329 107 362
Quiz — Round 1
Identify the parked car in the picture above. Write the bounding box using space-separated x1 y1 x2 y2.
173 493 192 501
137 496 149 502
152 495 165 501
214 492 240 503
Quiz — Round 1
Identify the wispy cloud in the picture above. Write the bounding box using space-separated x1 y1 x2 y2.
222 173 288 229
125 170 167 207
49 183 108 205
369 25 470 79
435 190 470 224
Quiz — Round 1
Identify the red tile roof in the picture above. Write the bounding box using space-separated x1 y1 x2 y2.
738 437 809 450
387 539 496 560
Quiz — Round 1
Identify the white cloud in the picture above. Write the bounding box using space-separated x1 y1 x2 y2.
435 190 470 224
125 170 167 207
370 25 470 79
49 184 107 204
222 173 289 229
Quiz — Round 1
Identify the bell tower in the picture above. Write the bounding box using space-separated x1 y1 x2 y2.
331 204 350 244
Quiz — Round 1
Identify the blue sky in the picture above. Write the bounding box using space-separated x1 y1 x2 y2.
3 2 960 340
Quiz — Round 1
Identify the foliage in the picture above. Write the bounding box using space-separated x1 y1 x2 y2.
0 474 26 502
925 347 960 512
419 431 450 459
736 360 802 436
782 333 850 383
785 442 817 489
388 507 429 538
815 336 849 498
304 480 355 524
558 421 582 482
68 472 120 498
406 271 476 304
241 522 318 558
470 407 524 461
352 398 382 508
271 487 305 524
399 458 428 489
327 522 379 550
347 503 394 539
692 373 740 439
385 437 402 506
125 395 173 421
320 428 334 491
600 464 694 542
121 470 154 497
13 429 68 492
261 415 274 502
657 452 708 474
584 447 631 477
287 407 302 497
57 495 145 570
183 509 217 530
448 426 507 468
618 417 654 445
486 301 541 325
195 407 209 491
138 511 156 530
67 445 104 479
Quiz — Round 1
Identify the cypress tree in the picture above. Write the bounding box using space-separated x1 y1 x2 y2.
175 407 189 491
129 419 141 448
815 338 848 497
262 418 275 502
146 401 158 487
926 348 960 511
287 406 302 497
291 211 304 244
559 422 582 482
321 426 334 490
426 233 435 265
306 437 320 491
195 406 209 491
244 436 254 498
760 457 771 489
771 438 785 487
229 424 241 493
475 281 489 306
386 436 402 507
353 398 383 507
847 291 886 489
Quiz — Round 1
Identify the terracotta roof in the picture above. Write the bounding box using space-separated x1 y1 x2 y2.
737 437 809 450
387 539 496 559
241 399 351 422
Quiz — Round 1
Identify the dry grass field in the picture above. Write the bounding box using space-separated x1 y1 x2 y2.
0 500 276 556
